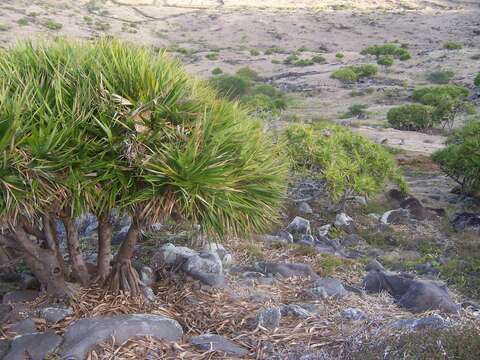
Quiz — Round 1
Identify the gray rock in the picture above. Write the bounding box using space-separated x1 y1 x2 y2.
334 213 353 228
256 307 281 330
39 305 73 324
142 286 156 302
61 314 183 360
365 259 385 272
152 243 197 269
298 201 313 214
112 225 130 245
0 339 9 359
0 304 11 325
281 304 313 319
415 263 440 277
20 273 40 290
9 318 37 335
400 197 428 221
381 208 410 225
341 234 365 246
362 271 458 313
341 308 366 321
205 243 233 268
255 262 319 280
140 266 156 286
189 334 248 357
318 224 331 237
352 196 368 206
389 314 445 331
184 251 223 275
286 216 311 234
451 212 480 233
308 277 347 299
2 291 39 304
4 331 62 360
76 213 98 237
300 234 316 244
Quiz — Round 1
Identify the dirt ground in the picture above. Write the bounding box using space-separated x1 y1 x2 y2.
1 0 479 154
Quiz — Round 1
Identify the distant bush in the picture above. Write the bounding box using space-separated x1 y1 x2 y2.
336 53 344 59
343 103 369 119
284 53 326 66
206 52 219 60
210 74 251 99
412 85 472 128
387 104 435 130
361 43 411 65
211 67 223 75
432 120 480 195
378 55 394 67
242 84 288 113
475 73 480 87
250 49 260 56
264 46 285 55
331 64 378 83
427 70 455 84
284 122 406 202
444 41 463 50
45 20 63 30
236 66 258 81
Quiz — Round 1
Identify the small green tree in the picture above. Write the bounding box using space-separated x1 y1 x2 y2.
361 43 411 64
432 120 480 195
331 64 378 83
475 73 480 87
284 122 406 207
0 40 287 298
412 85 472 128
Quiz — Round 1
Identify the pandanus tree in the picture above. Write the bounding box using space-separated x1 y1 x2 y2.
0 40 287 298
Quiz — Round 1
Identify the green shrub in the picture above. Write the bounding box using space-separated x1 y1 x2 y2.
332 64 379 82
242 84 288 113
412 85 471 128
361 43 412 64
206 52 219 60
387 104 435 130
45 20 63 30
284 122 406 201
284 53 325 67
378 55 394 67
17 18 29 26
283 54 299 65
335 53 344 59
236 67 258 81
210 74 251 99
432 120 480 194
475 73 480 87
343 103 369 119
427 70 454 84
0 23 10 31
264 46 285 55
250 49 260 56
444 41 463 50
211 67 223 75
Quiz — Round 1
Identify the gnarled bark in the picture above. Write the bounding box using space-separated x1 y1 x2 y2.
95 210 113 284
61 212 90 286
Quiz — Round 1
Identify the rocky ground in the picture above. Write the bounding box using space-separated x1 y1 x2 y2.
1 0 480 359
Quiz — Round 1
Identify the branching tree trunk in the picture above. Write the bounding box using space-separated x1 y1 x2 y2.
95 209 113 284
107 210 144 296
12 224 79 299
61 210 90 286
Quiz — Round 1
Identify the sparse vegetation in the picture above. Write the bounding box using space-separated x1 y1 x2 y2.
250 49 260 56
432 120 480 195
0 23 10 32
427 69 455 84
284 53 326 66
331 64 378 83
17 18 29 26
378 55 394 67
284 122 406 202
444 41 463 50
211 67 223 75
336 52 344 59
342 103 369 119
206 52 219 60
475 72 480 87
45 20 63 30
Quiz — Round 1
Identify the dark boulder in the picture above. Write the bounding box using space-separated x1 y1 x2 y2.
400 197 428 221
451 212 480 233
4 331 62 360
255 262 320 280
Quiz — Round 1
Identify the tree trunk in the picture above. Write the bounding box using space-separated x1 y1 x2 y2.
107 214 144 296
62 214 90 286
42 214 68 277
95 210 113 284
13 225 79 299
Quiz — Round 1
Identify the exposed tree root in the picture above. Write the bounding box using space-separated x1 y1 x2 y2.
107 260 144 297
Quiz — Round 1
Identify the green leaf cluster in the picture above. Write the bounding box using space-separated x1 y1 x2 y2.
331 64 378 83
361 43 412 65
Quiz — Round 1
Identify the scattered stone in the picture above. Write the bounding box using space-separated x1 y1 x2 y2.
256 307 281 330
341 234 365 246
415 263 440 277
0 304 11 325
286 216 311 235
352 196 368 206
4 331 62 360
299 234 316 245
318 224 331 237
19 273 40 290
380 208 410 225
39 305 74 324
341 308 366 321
389 314 445 331
298 201 313 214
334 213 353 228
2 290 39 304
281 304 313 319
362 271 458 313
451 212 480 233
189 334 248 357
140 266 156 287
400 197 428 221
143 286 156 302
255 262 319 280
112 225 130 245
307 277 347 299
386 188 407 206
205 243 233 268
8 318 37 335
152 243 224 287
61 314 183 360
